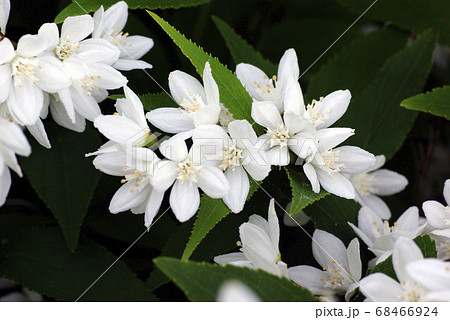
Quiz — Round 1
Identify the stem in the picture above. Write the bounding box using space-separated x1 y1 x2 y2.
0 30 5 41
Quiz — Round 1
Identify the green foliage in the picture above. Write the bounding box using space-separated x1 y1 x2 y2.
401 86 450 120
336 31 436 160
285 167 328 215
303 195 360 245
0 227 157 301
212 15 277 76
335 0 450 46
55 0 211 24
20 123 102 252
148 11 261 133
181 181 259 261
154 257 319 301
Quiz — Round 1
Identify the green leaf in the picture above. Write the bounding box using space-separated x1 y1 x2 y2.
154 257 319 301
413 234 437 258
335 0 450 46
401 86 450 120
55 0 211 24
0 227 157 301
148 11 261 133
20 123 102 252
336 30 436 159
306 27 409 101
211 15 277 76
285 166 328 215
181 181 259 261
303 195 360 245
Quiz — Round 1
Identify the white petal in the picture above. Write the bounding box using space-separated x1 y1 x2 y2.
235 63 271 101
144 188 165 227
406 259 450 292
151 160 178 192
348 222 374 249
0 65 11 103
191 104 220 126
312 229 348 270
121 85 147 128
118 35 153 60
303 162 320 193
109 181 149 213
7 79 44 125
423 200 449 229
88 63 127 90
288 265 330 295
27 118 51 149
146 108 194 134
0 0 10 33
78 38 120 65
34 56 71 93
50 95 86 132
37 23 59 49
277 48 300 90
347 238 362 281
92 151 127 176
392 237 423 283
214 252 248 266
0 117 31 156
240 223 278 267
359 273 403 301
57 89 75 123
444 179 450 205
282 80 304 116
216 281 260 302
251 101 282 129
395 206 421 236
228 119 257 148
242 149 270 181
316 169 355 199
92 5 105 38
0 165 11 207
357 193 391 220
202 62 220 105
371 169 408 196
16 34 48 57
267 199 280 251
169 70 206 106
197 165 229 198
316 128 354 152
70 86 101 122
61 15 94 43
0 38 15 64
159 135 188 163
338 146 376 175
113 59 152 71
94 115 144 144
223 166 249 213
284 112 312 135
266 145 289 166
317 89 351 129
357 206 383 243
170 180 200 222
102 1 128 34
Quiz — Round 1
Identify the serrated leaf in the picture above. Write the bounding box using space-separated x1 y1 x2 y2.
148 11 262 134
55 0 211 24
211 15 277 76
181 181 259 261
154 257 319 301
303 195 360 245
335 30 436 160
20 123 101 252
285 166 328 215
0 227 157 301
306 27 409 101
335 0 450 46
401 86 450 120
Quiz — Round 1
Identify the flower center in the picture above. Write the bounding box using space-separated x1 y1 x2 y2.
177 160 200 183
112 31 132 48
12 57 39 87
304 97 330 127
267 123 290 148
400 281 426 302
253 74 278 97
350 173 379 196
120 169 150 193
56 38 79 61
220 144 243 170
321 260 350 292
177 92 205 113
320 150 346 174
80 74 101 96
219 106 235 127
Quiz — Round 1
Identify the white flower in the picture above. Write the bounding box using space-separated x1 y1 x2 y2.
0 117 31 206
93 1 154 71
359 237 428 302
423 179 450 230
214 199 288 277
303 129 375 199
38 16 126 126
192 120 270 213
251 100 316 166
346 155 408 219
236 48 301 112
146 62 221 134
288 230 362 301
406 258 450 301
0 0 10 34
150 134 229 222
0 35 71 125
216 281 260 302
429 229 450 260
348 206 426 265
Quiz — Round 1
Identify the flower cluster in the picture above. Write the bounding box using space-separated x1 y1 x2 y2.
0 1 152 207
214 179 450 302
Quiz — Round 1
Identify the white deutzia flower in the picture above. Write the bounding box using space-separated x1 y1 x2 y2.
0 35 71 125
346 155 408 219
303 129 375 199
146 62 221 134
192 120 270 213
236 48 301 112
92 1 154 71
0 0 10 34
348 206 426 265
0 117 31 206
216 281 260 302
38 15 126 126
150 134 229 222
423 179 450 230
406 258 450 301
288 230 362 301
251 101 316 166
214 199 289 277
359 237 430 302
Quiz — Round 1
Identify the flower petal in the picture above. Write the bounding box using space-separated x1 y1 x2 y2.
102 1 128 34
423 200 449 229
303 162 320 193
113 59 152 71
70 86 101 122
146 108 194 134
347 238 362 281
392 237 423 283
251 101 282 130
144 188 165 227
316 169 355 199
317 89 351 129
197 165 229 198
371 169 408 196
406 259 450 292
7 79 44 125
316 128 354 152
202 62 220 105
169 70 206 106
61 15 94 43
151 160 178 192
228 119 257 149
34 56 71 93
78 38 120 65
356 193 391 220
92 150 127 176
94 115 144 144
0 65 11 103
170 180 200 222
288 266 331 295
118 35 153 60
338 146 376 175
282 80 304 116
37 23 60 49
88 63 127 90
277 48 300 90
16 34 48 57
0 165 11 207
395 206 421 236
235 63 271 101
0 38 16 64
359 273 403 301
27 118 51 149
444 179 450 206
312 229 348 270
240 223 278 268
223 166 249 213
242 149 270 181
267 199 280 251
0 0 10 33
109 181 149 213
